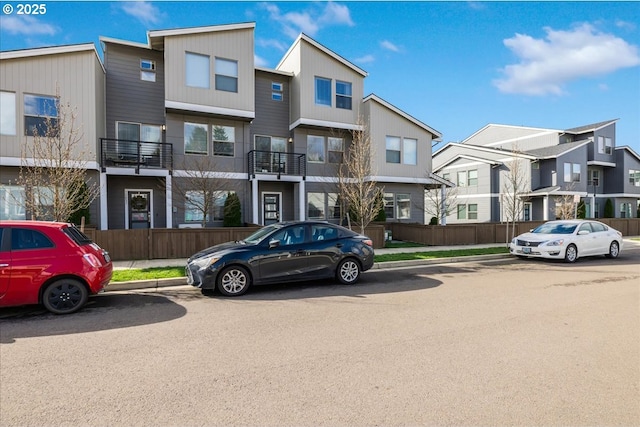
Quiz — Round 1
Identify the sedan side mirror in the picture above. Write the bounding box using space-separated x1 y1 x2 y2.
269 239 281 249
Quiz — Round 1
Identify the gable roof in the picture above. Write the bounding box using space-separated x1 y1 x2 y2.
363 94 442 140
524 139 591 159
0 43 105 73
563 119 618 134
276 33 368 77
434 153 503 172
147 22 255 50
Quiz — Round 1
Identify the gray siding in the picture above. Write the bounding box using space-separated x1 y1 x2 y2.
252 70 291 146
103 42 165 138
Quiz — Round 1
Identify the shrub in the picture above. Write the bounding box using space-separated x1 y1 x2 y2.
604 198 614 218
223 192 242 227
429 216 438 225
576 201 586 219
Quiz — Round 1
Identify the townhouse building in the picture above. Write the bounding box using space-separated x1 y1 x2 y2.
431 120 640 223
1 22 443 229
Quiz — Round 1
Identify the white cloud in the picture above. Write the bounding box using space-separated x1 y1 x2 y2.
0 15 57 36
121 1 163 26
254 54 269 67
260 1 353 38
355 54 375 64
256 38 288 52
494 23 640 96
380 40 400 52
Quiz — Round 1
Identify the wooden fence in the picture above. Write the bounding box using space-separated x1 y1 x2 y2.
84 219 638 261
85 224 386 261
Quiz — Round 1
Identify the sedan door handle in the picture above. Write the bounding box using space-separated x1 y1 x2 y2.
335 243 343 248
0 263 8 267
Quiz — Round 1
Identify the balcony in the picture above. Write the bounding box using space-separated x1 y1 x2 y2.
248 150 306 179
101 138 173 173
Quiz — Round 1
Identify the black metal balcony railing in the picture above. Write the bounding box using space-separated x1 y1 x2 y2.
101 138 173 173
248 150 306 179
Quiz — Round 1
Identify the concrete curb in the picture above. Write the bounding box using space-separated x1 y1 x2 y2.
105 254 511 292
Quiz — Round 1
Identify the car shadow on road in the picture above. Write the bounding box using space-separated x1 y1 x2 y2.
0 293 187 344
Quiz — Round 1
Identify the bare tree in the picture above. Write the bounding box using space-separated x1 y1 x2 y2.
16 92 100 223
501 150 530 243
554 183 579 220
170 155 238 228
336 116 383 235
424 182 458 225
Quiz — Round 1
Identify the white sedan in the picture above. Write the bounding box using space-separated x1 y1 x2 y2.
509 220 623 263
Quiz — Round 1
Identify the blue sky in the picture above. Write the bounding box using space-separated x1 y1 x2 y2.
1 1 639 152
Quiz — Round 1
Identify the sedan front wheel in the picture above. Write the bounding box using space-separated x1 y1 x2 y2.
564 244 578 263
336 258 360 285
217 266 250 296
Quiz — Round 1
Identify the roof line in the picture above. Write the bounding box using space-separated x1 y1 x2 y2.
363 93 442 140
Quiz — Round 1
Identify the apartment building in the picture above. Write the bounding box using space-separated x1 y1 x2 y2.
431 120 640 223
0 22 443 229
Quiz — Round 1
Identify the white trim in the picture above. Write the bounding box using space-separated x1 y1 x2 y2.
149 22 255 39
165 100 255 120
432 142 537 160
103 167 170 177
100 173 108 230
462 124 562 144
255 66 294 77
0 157 101 170
173 170 246 180
99 36 151 50
289 117 362 132
124 189 154 230
165 175 173 229
587 160 617 167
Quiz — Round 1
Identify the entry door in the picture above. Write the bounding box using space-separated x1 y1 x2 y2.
128 191 151 229
263 193 281 225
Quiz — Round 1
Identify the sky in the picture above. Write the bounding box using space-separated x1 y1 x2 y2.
1 1 639 153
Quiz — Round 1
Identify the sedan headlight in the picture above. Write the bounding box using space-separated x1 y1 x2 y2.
191 255 221 270
542 239 564 247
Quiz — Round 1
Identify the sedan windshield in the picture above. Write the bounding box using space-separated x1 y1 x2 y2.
532 223 578 234
242 224 281 244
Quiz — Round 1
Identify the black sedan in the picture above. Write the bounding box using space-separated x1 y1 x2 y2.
185 221 375 296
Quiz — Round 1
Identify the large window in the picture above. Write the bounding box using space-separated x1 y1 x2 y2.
0 185 25 220
396 194 411 219
24 94 58 136
598 136 614 154
117 122 161 142
328 137 344 163
457 171 467 187
468 204 478 220
185 190 232 222
564 162 581 183
215 57 238 93
307 135 325 163
0 91 16 135
386 136 401 163
384 193 395 219
140 59 156 82
185 52 210 88
336 81 352 110
589 170 601 187
184 122 208 154
457 204 467 220
213 125 235 156
308 192 341 220
403 138 417 165
630 170 640 187
315 77 331 106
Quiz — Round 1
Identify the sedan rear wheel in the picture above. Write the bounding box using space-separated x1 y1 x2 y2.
336 258 360 285
42 279 88 315
564 244 578 263
605 241 620 259
217 266 250 297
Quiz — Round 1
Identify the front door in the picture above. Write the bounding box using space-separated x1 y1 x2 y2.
128 191 151 229
263 193 281 225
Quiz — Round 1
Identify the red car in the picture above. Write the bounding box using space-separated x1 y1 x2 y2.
0 220 112 314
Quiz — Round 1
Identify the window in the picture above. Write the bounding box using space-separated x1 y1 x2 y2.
404 138 417 165
272 82 283 101
336 80 352 110
523 202 532 221
184 123 208 154
328 137 344 163
598 136 604 154
1 91 16 135
468 204 478 220
629 170 640 187
212 191 231 220
185 52 210 88
620 203 632 219
312 224 338 241
140 59 156 82
307 135 325 163
215 57 238 92
117 122 161 142
0 185 25 220
315 77 331 106
564 163 580 183
384 193 395 219
442 173 450 182
588 170 600 187
327 193 341 219
11 228 54 250
468 170 478 186
308 193 325 219
24 94 58 136
396 194 410 219
254 135 287 173
33 186 56 220
457 204 467 220
185 191 208 223
271 225 306 246
386 136 401 163
605 137 613 154
213 125 235 156
457 171 467 187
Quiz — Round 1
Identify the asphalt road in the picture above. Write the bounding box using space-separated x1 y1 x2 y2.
1 244 639 426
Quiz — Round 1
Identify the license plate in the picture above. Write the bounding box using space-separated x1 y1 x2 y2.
523 247 531 254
